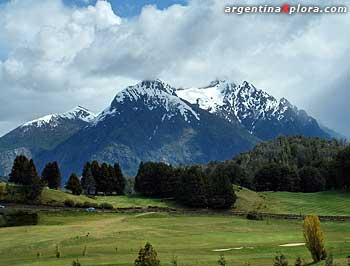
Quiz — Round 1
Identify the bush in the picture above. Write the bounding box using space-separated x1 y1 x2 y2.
0 210 38 227
273 254 288 266
99 202 114 210
72 259 81 266
246 211 263 221
75 202 84 208
135 242 160 266
64 199 75 207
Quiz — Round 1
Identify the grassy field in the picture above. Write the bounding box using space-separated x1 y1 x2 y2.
0 212 349 266
234 187 350 216
2 182 350 217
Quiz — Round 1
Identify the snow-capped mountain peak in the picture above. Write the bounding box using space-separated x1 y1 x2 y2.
94 80 200 125
177 80 327 139
21 106 96 128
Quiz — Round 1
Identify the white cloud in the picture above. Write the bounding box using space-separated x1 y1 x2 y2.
0 0 349 137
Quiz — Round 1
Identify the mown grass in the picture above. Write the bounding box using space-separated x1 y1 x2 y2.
234 187 350 216
0 212 349 266
2 181 350 216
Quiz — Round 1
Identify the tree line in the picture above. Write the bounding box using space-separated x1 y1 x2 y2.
7 156 126 198
134 162 236 209
208 136 350 192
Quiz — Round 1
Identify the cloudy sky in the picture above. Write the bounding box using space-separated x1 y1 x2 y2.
0 0 349 137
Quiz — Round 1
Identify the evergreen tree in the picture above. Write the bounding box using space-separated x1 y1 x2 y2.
299 166 325 192
9 155 30 184
81 162 96 195
91 160 101 194
41 161 61 189
178 166 208 208
334 145 350 189
114 163 125 195
65 173 82 195
100 163 110 194
207 164 237 209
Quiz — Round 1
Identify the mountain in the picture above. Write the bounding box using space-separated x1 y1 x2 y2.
0 106 96 176
36 80 258 179
177 80 330 140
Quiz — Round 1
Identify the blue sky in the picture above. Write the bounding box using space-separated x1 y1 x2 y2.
65 0 188 17
0 0 187 17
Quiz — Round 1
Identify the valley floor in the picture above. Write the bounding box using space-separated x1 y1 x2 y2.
0 212 349 266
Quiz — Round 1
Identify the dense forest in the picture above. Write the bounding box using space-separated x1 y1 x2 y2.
210 136 349 192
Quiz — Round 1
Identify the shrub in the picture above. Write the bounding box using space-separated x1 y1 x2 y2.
75 202 84 208
294 257 304 266
246 211 263 221
72 259 81 266
64 199 75 207
55 244 61 258
303 215 326 262
0 210 38 227
99 202 114 210
217 255 226 266
325 253 333 266
273 254 288 266
134 242 160 266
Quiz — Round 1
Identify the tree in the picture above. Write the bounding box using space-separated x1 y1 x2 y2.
207 164 237 209
99 163 110 194
65 173 82 195
91 160 101 194
81 162 96 195
178 166 208 208
134 242 160 266
41 161 61 189
334 145 350 189
114 163 125 195
254 163 299 192
299 166 325 192
273 254 288 266
9 156 38 186
303 215 326 262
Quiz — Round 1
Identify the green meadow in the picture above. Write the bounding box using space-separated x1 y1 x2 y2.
0 212 349 266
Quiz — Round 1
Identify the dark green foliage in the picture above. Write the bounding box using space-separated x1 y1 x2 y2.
99 202 113 209
65 173 82 195
294 257 304 266
273 254 288 266
178 166 208 208
81 162 96 195
254 163 299 192
134 162 236 209
206 161 250 187
83 201 98 208
0 210 38 227
8 156 43 200
334 145 350 189
207 163 237 209
135 162 176 197
72 259 81 266
84 160 125 195
9 156 39 186
217 255 226 266
246 211 263 221
41 161 61 189
233 136 345 191
64 199 75 207
114 163 126 195
134 242 160 266
299 166 325 192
